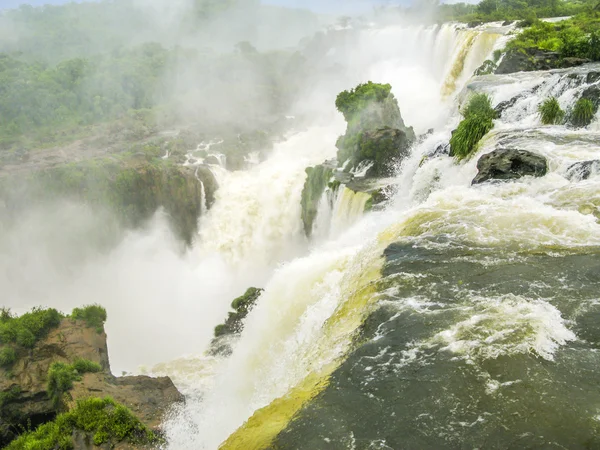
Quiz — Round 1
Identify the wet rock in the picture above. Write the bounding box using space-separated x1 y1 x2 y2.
472 149 548 184
581 85 600 109
496 48 590 74
502 20 513 26
204 155 221 165
195 165 218 209
301 164 335 236
494 95 522 117
586 72 600 84
565 160 600 181
210 288 264 356
356 127 413 177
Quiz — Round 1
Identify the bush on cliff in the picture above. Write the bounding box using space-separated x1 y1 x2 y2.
71 305 107 334
47 359 102 406
450 93 497 160
539 97 566 124
0 347 17 368
0 308 63 349
6 397 157 450
335 82 393 123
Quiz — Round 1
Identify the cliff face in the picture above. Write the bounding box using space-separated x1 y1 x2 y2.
0 317 182 448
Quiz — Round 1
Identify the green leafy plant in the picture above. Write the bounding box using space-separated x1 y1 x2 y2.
0 386 21 408
450 93 497 160
6 397 157 450
538 97 565 124
0 307 63 349
47 359 102 406
335 81 393 122
71 305 107 334
570 98 597 127
0 346 17 368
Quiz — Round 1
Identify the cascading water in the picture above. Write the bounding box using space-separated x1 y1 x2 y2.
161 22 552 449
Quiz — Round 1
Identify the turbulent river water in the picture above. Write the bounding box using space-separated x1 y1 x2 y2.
156 21 600 449
4 19 600 449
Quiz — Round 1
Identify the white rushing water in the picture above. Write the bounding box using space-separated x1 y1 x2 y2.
161 23 527 449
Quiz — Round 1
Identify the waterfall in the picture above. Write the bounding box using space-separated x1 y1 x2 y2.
162 21 523 449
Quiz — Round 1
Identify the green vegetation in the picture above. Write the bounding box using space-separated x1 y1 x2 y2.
0 307 63 349
0 1 318 152
450 93 497 160
570 97 597 127
0 386 21 408
6 396 157 450
213 287 264 338
47 359 103 407
474 59 498 76
437 0 596 23
71 305 107 334
335 82 394 123
538 97 566 124
0 347 17 368
505 13 600 61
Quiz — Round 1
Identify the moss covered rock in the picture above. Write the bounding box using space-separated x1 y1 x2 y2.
335 82 415 173
210 287 264 356
0 156 213 245
300 163 335 237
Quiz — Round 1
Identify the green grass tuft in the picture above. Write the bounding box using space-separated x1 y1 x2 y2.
538 97 565 125
570 98 597 128
0 346 17 368
6 397 157 450
450 93 496 161
47 359 102 407
71 305 107 334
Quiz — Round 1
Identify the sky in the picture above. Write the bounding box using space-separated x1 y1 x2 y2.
1 0 399 13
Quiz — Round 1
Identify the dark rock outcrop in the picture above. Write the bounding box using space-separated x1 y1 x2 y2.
210 287 264 356
356 127 413 177
472 149 548 184
0 318 182 448
581 85 600 109
300 163 336 237
565 160 600 181
496 48 590 74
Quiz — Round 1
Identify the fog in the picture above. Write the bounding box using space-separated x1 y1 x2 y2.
0 0 442 372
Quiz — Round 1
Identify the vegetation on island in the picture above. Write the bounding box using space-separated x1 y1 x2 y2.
450 93 497 160
570 97 598 127
5 397 158 450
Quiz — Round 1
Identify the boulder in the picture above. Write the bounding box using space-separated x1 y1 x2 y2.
204 155 221 166
472 149 548 184
581 85 600 109
565 160 600 181
586 72 600 84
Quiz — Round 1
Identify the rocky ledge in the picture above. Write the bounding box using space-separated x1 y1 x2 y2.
0 306 183 449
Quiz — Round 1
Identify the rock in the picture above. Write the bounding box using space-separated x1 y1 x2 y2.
496 48 590 75
586 72 600 84
300 163 335 237
502 20 513 26
0 317 183 448
494 94 522 117
468 21 483 28
581 85 600 109
355 127 413 177
565 160 600 181
472 149 548 184
195 166 218 209
210 288 264 356
204 155 221 165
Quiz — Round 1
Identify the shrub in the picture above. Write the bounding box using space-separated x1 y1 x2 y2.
570 98 597 128
538 97 565 124
47 359 102 406
6 397 157 450
461 93 496 121
450 115 494 160
0 346 17 368
450 93 496 160
71 305 107 333
0 307 63 349
474 59 497 76
0 386 21 408
335 81 393 122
